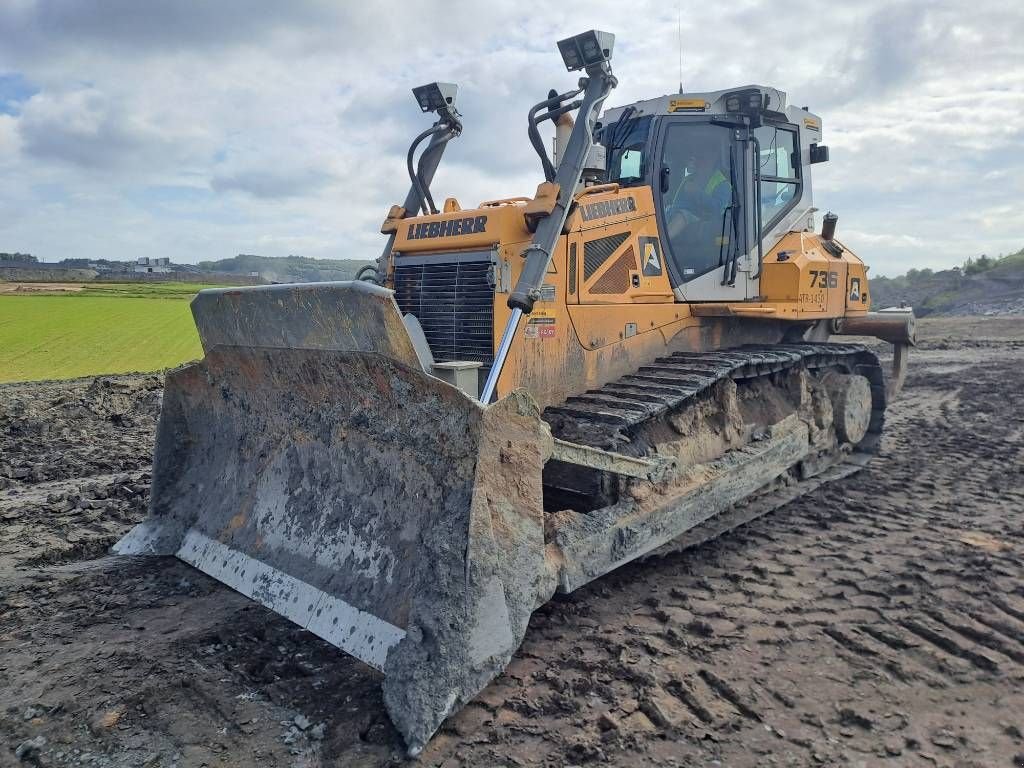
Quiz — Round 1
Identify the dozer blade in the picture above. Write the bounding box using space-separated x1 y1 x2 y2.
115 282 558 753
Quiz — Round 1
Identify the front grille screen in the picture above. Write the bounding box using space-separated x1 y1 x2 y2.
393 256 495 366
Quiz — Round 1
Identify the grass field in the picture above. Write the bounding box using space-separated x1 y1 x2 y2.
0 282 214 383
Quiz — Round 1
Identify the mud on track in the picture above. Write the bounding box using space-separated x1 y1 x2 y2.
1 317 1023 768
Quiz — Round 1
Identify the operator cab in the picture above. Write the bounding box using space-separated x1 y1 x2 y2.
597 86 828 300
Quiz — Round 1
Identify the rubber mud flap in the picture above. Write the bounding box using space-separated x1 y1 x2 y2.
115 346 557 754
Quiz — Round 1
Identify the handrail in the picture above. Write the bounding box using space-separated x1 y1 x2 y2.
574 183 620 199
479 197 531 207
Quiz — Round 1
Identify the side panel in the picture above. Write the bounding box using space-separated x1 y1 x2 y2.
757 231 868 318
568 187 675 305
846 261 871 311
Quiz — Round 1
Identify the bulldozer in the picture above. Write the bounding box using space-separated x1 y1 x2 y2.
116 30 915 754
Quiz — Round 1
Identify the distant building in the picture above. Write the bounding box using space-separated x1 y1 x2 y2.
134 256 172 274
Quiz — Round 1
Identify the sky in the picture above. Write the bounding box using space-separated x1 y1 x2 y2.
0 1 1021 277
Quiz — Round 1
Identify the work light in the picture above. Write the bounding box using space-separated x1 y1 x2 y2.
556 30 615 72
724 88 765 114
412 82 458 114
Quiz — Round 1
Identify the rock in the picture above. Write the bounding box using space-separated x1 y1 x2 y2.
883 737 903 756
89 706 125 734
15 735 45 761
930 729 957 749
22 706 41 720
308 722 326 741
837 707 874 730
621 710 657 733
293 713 311 731
597 712 620 732
1001 722 1022 739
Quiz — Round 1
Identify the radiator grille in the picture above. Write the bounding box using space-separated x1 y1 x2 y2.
583 232 630 280
392 257 495 366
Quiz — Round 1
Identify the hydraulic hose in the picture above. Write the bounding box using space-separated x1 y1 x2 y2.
416 131 454 215
406 124 448 216
528 87 583 182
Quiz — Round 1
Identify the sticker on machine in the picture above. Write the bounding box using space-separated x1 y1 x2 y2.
849 277 862 302
525 315 556 339
639 236 663 276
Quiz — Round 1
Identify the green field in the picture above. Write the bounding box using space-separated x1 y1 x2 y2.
0 283 215 383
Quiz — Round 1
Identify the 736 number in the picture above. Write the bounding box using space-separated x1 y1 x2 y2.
809 270 838 289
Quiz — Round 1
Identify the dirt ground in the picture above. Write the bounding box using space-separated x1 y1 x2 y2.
0 283 87 295
1 317 1023 768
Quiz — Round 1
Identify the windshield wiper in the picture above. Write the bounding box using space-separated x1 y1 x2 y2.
721 140 742 286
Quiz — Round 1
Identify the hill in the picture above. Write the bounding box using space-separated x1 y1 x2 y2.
870 247 1024 316
196 254 372 283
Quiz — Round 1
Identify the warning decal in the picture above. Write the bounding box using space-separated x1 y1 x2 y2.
639 236 662 277
525 315 556 339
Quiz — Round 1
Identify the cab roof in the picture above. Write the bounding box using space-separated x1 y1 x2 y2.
600 85 822 139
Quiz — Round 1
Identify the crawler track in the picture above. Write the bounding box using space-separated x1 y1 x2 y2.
544 342 886 450
541 342 887 513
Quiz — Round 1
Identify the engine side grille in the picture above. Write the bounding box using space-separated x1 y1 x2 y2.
392 256 495 366
568 242 577 295
590 246 635 294
583 232 630 280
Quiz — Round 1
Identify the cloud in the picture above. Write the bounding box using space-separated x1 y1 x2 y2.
0 1 331 57
210 166 335 199
17 88 171 170
0 0 1019 274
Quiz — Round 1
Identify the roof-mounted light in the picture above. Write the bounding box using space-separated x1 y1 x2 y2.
556 30 615 72
411 82 458 114
724 88 766 114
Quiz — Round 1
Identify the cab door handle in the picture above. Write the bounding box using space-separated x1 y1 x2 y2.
660 166 671 194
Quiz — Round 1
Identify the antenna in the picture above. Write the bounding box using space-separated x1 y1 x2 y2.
677 3 683 93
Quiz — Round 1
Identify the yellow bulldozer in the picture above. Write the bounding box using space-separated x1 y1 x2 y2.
116 30 915 754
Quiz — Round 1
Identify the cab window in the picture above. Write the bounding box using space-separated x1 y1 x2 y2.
657 122 738 281
601 114 651 187
755 124 800 229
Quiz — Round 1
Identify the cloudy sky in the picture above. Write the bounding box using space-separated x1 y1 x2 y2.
0 1 1021 276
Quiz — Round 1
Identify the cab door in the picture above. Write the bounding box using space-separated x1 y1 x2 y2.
652 118 751 302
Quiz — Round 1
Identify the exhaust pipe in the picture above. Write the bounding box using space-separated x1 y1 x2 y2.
821 211 838 241
553 111 574 168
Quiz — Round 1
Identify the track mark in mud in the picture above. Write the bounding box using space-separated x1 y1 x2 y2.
663 678 716 725
926 608 1024 666
992 597 1024 625
697 669 762 722
899 618 1001 673
968 610 1024 653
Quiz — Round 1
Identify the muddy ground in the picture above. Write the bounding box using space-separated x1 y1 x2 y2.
1 317 1023 768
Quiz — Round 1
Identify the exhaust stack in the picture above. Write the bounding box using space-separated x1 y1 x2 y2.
553 110 574 167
